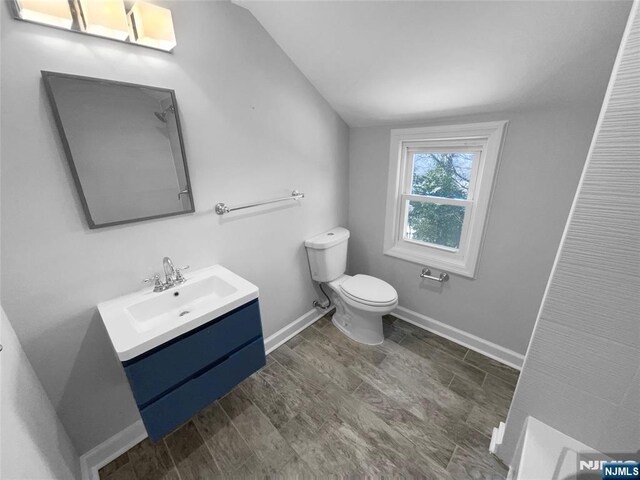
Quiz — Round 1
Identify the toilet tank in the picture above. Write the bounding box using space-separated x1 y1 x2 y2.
304 227 350 282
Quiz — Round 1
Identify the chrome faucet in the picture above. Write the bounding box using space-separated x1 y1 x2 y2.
143 257 189 292
163 256 177 284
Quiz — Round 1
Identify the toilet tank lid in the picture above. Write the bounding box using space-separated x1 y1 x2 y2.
305 227 350 249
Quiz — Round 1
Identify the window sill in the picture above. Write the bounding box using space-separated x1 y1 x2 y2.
383 244 476 278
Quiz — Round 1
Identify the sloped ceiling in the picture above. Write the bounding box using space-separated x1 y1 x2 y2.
236 1 632 127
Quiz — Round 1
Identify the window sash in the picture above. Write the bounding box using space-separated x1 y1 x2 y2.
401 147 480 252
399 196 474 253
404 148 483 202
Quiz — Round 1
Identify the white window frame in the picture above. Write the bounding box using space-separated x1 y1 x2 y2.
383 121 508 278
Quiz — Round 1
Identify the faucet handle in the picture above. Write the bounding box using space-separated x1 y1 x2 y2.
175 265 189 283
143 274 164 291
143 273 161 283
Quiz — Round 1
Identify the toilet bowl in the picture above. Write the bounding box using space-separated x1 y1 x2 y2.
327 274 398 345
305 227 398 345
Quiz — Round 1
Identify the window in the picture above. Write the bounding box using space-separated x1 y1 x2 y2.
384 121 508 278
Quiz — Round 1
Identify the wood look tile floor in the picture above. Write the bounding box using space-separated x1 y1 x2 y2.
99 314 518 480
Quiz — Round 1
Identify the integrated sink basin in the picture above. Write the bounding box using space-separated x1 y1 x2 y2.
127 275 239 332
98 265 259 361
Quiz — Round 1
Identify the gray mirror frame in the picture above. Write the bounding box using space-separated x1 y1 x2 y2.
42 71 195 229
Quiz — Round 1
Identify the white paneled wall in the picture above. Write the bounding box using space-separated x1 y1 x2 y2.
498 2 640 463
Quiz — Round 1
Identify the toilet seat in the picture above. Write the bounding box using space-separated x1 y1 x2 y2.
339 274 398 307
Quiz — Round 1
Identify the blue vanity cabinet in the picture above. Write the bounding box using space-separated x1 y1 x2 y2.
122 299 265 441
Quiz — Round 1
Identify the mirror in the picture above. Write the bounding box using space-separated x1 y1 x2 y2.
42 71 195 229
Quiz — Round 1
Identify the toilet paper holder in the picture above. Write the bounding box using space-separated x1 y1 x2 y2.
420 267 450 283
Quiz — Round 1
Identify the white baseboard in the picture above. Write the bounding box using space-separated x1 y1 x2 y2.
264 307 327 354
80 420 147 480
79 307 326 479
81 305 518 477
392 306 524 370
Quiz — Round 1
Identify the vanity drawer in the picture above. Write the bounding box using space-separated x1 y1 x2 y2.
124 299 262 407
140 337 266 441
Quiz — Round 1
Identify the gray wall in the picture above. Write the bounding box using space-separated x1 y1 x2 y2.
1 307 80 479
0 1 349 454
499 3 640 463
348 105 605 356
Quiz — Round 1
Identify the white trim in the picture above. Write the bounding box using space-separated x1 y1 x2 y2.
264 307 326 354
79 307 326 479
384 243 473 277
383 121 508 278
392 305 524 370
490 421 506 455
80 420 147 480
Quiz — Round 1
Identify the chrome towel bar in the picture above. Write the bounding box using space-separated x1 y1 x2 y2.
420 267 450 283
215 190 304 215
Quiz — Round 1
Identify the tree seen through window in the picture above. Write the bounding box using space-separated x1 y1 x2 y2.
406 153 473 249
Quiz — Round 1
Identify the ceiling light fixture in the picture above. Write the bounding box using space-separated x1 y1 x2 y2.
76 0 129 41
12 0 73 29
127 1 176 52
10 0 176 53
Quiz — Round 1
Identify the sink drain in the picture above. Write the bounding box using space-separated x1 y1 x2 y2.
179 311 190 317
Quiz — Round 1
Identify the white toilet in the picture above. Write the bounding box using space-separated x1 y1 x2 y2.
305 227 398 345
